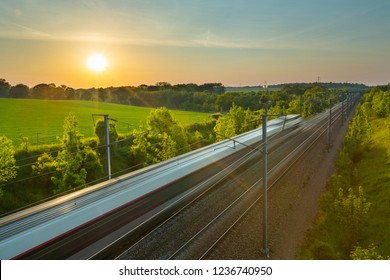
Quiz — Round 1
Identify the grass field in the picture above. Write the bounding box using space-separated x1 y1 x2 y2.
0 99 211 146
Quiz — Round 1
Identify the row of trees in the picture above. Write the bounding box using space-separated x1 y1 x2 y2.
0 79 224 105
129 107 191 165
361 86 390 118
1 78 360 113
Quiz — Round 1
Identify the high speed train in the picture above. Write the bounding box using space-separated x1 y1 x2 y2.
0 114 303 259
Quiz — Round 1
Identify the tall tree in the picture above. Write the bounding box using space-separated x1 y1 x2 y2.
214 104 255 141
52 113 88 192
33 113 101 193
130 107 190 167
147 107 190 155
147 107 177 134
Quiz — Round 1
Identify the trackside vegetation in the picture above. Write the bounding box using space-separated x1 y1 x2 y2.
298 86 390 260
0 136 17 185
33 113 102 194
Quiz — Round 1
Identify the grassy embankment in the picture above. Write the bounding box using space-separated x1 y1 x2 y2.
298 116 390 259
0 98 210 146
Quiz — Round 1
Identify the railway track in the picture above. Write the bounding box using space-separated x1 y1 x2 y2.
201 104 349 260
115 102 351 260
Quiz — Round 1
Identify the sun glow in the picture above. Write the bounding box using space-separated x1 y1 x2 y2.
86 53 108 72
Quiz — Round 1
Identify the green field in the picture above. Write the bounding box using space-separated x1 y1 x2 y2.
0 99 210 145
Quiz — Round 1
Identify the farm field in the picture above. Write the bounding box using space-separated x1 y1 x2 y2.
0 99 210 145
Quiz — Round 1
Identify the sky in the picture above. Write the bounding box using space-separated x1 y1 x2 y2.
0 0 389 88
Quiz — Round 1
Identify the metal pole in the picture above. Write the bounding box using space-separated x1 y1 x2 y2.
261 114 269 258
328 99 332 148
300 95 303 116
348 94 351 113
104 114 112 180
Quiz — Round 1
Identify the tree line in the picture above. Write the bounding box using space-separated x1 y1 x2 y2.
0 79 224 110
0 78 363 113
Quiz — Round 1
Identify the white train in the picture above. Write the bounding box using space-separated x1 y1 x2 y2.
0 114 303 259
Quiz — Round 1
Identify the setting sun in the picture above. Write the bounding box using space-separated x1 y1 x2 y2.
86 53 108 73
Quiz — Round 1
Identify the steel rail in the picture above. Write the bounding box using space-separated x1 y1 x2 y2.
198 104 350 259
166 105 346 259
